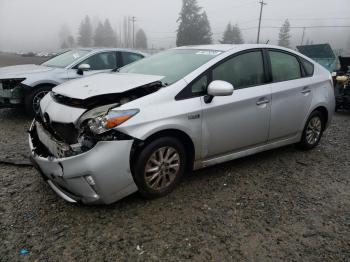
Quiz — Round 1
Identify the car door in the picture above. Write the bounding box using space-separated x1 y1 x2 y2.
201 50 271 159
267 50 313 141
67 51 118 80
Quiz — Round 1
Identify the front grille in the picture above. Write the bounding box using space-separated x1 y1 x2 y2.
36 112 79 145
50 122 79 144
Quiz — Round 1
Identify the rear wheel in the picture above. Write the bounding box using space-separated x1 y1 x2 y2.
132 137 186 199
25 86 52 117
297 110 325 150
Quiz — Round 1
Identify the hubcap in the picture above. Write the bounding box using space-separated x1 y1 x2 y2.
32 90 50 114
144 146 180 191
306 116 322 145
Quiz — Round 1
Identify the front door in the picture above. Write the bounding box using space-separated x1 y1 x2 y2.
201 50 271 159
67 51 118 80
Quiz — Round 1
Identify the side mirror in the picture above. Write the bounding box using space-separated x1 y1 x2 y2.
204 80 234 103
77 64 91 75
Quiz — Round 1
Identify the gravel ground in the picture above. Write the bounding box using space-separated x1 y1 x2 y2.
1 55 350 261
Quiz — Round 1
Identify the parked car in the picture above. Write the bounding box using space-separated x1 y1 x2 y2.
29 44 335 205
0 48 146 115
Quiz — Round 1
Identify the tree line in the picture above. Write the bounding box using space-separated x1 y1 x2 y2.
176 0 292 48
60 0 294 50
59 16 148 50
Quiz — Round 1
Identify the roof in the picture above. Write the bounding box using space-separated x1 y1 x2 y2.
175 44 294 52
73 47 147 56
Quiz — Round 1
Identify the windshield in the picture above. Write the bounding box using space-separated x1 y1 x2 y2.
42 50 90 68
119 49 222 85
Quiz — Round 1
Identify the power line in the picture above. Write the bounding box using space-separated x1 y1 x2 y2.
264 17 350 21
245 25 350 30
257 0 267 44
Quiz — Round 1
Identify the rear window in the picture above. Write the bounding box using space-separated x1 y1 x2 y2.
301 58 314 77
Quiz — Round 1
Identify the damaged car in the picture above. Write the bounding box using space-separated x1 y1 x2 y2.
0 48 146 116
29 44 335 205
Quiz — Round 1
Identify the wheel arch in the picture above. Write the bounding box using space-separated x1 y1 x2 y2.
130 128 196 172
312 106 329 130
23 82 57 95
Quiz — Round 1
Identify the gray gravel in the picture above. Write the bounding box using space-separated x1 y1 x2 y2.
1 54 350 261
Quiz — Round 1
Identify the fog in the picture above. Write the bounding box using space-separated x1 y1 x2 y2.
0 0 349 53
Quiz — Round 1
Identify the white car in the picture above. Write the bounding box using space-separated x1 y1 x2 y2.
29 44 335 205
0 48 146 115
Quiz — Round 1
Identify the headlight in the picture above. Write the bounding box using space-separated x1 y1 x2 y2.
87 109 139 135
0 78 26 89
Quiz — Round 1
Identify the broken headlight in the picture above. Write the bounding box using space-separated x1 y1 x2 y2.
87 109 139 135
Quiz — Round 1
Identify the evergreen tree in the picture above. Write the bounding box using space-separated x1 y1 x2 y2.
176 0 212 46
103 19 116 47
58 24 75 49
93 22 105 47
78 16 93 47
135 29 148 49
220 23 234 44
232 24 244 44
278 19 291 48
220 23 244 44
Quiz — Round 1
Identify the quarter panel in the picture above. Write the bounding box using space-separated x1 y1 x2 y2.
269 78 313 140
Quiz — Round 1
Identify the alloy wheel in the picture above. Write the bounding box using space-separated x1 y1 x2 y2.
32 90 50 114
306 116 322 145
144 146 180 191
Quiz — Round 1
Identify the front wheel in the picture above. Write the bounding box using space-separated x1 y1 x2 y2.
297 111 325 150
132 137 187 199
24 86 53 117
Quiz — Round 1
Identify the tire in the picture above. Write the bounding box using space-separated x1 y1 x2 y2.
24 86 53 117
132 137 187 199
297 110 325 150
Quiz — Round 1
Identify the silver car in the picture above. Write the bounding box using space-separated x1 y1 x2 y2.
29 44 335 205
0 48 145 115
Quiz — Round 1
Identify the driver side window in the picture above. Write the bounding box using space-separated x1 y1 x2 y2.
76 52 117 70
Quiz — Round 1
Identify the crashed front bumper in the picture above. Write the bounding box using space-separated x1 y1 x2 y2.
29 121 138 205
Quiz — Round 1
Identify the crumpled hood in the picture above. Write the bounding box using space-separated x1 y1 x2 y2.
53 72 164 99
0 64 53 78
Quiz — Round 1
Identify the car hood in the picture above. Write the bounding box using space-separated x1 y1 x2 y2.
0 64 54 78
53 72 165 100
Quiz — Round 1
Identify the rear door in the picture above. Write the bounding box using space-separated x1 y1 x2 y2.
200 50 271 158
267 50 313 140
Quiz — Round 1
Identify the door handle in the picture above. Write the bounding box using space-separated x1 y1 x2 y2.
301 87 311 94
256 99 270 106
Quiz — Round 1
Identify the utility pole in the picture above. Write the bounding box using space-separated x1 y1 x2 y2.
300 27 306 45
130 16 136 49
257 0 267 44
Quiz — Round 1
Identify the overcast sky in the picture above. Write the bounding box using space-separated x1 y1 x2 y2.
0 0 349 52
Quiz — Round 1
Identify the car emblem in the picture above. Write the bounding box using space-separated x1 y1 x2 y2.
188 114 200 120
